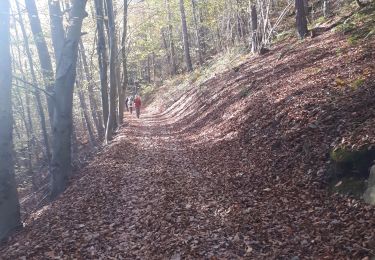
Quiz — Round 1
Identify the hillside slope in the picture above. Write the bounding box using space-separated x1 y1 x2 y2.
1 7 375 260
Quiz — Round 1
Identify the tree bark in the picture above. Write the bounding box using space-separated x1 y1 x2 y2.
105 0 118 142
179 0 193 72
250 4 259 54
295 0 308 39
16 0 51 165
323 0 331 18
165 0 177 75
48 0 66 62
120 0 129 124
191 0 203 65
79 41 104 138
0 0 21 241
94 0 109 131
50 0 88 199
25 0 55 124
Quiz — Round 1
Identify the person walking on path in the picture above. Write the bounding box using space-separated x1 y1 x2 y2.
134 95 142 118
128 96 134 114
125 97 129 112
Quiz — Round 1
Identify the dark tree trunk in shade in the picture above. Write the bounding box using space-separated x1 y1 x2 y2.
0 0 21 241
295 0 308 39
50 0 88 200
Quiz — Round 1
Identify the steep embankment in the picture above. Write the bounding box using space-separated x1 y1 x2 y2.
1 7 375 260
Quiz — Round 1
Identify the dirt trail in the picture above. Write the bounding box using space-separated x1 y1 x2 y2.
0 106 374 259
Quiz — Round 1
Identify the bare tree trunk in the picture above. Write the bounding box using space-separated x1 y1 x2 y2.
48 0 66 61
120 0 129 124
94 0 109 132
79 41 104 138
25 0 55 124
165 0 177 75
16 0 51 165
77 84 96 147
250 4 259 54
191 0 203 65
179 0 193 72
50 0 88 200
12 41 35 190
295 0 308 39
323 0 331 18
105 0 118 142
0 0 21 241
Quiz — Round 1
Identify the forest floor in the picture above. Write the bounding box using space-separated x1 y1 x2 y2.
2 6 375 259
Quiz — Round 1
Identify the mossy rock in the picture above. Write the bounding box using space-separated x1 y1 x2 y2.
330 147 364 163
330 177 367 198
330 147 375 178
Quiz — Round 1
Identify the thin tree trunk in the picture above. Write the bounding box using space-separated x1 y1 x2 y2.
12 42 35 190
179 0 193 72
250 4 259 54
25 0 55 124
94 0 109 130
165 0 177 75
191 0 203 65
16 0 51 165
0 0 21 241
105 0 118 142
120 0 129 124
77 82 96 147
50 0 88 199
79 41 104 138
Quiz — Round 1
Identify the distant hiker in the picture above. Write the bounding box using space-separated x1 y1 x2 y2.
134 95 142 118
125 97 129 112
128 96 134 114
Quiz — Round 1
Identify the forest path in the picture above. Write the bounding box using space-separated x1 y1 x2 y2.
107 110 244 259
1 107 374 259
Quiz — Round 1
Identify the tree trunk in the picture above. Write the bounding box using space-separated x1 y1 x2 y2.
191 0 203 65
250 4 259 54
77 83 96 147
79 41 104 138
179 0 193 72
48 0 66 61
94 0 109 132
50 0 88 200
120 0 129 124
16 0 51 165
165 0 177 75
105 0 118 142
323 0 331 18
0 0 21 241
25 0 55 124
295 0 308 39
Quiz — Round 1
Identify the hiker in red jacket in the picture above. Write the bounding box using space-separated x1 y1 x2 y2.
134 95 142 118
